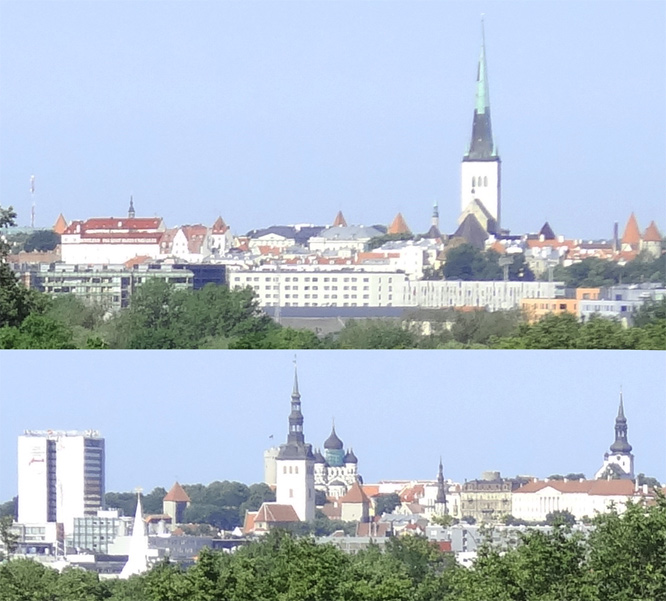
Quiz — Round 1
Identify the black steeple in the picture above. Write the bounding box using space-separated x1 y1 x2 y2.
128 196 135 218
609 392 632 454
436 457 448 507
464 19 497 162
287 367 304 445
277 365 314 460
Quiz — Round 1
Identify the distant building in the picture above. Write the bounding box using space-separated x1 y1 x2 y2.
18 430 105 536
460 471 527 524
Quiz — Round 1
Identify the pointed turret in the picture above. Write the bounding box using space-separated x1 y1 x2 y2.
643 221 661 242
621 213 641 248
539 222 556 240
53 213 68 235
388 212 411 235
333 211 348 227
128 197 136 219
431 201 440 229
287 366 304 446
212 216 228 233
465 20 496 160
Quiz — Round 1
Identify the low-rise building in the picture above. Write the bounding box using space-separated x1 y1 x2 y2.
460 472 528 524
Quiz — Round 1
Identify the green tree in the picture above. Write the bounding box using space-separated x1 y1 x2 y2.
0 314 77 349
0 498 16 519
0 558 59 600
545 509 576 527
374 493 401 516
54 566 109 601
23 230 61 253
336 320 418 349
0 516 19 559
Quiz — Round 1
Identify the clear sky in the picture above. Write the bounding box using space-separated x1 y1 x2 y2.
1 1 664 240
0 350 664 501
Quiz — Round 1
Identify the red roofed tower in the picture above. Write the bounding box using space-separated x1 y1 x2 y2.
641 221 662 258
388 212 411 235
333 211 347 227
163 482 191 524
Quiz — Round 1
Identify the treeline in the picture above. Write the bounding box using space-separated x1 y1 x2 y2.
551 254 666 287
105 482 275 532
1 494 665 601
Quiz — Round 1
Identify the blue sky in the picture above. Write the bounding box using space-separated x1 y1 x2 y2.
0 350 664 500
1 1 664 239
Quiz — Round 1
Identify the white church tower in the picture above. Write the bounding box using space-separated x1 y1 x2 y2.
275 367 315 521
460 19 501 233
595 392 635 481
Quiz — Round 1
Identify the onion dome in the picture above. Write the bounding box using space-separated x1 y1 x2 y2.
344 448 358 464
324 425 344 450
314 449 326 464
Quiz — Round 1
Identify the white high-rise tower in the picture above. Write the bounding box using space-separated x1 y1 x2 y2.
275 368 315 522
18 430 105 535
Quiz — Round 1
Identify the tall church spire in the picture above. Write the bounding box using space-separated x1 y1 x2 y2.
436 457 447 507
465 18 496 160
288 364 305 446
610 391 632 454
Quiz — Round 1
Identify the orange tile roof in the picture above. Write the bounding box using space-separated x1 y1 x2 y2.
243 511 257 534
181 225 208 254
339 481 370 504
53 213 68 234
621 213 641 246
124 255 152 268
643 221 662 242
362 485 380 498
212 216 228 233
388 212 411 235
164 481 191 503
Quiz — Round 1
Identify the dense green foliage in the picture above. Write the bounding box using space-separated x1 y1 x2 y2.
23 229 61 253
367 232 414 251
426 244 535 281
105 482 275 531
2 494 665 600
550 253 666 287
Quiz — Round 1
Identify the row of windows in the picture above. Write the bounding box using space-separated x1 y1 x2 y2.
284 294 375 300
235 276 389 284
472 176 489 187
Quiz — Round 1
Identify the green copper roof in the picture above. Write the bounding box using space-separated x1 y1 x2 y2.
475 23 490 115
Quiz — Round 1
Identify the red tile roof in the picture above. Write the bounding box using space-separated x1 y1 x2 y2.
53 214 68 234
212 216 229 233
622 213 641 246
164 482 191 503
643 221 662 242
339 481 370 504
243 511 257 534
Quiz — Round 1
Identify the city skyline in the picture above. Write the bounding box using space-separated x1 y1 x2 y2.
0 350 664 502
1 1 664 239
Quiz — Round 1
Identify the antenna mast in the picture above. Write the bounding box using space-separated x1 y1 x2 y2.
30 175 36 228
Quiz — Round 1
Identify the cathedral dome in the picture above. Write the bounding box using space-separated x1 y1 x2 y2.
324 426 344 450
344 449 358 464
610 439 632 454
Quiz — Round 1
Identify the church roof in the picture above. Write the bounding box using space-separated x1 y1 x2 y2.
464 21 497 161
423 224 442 240
643 221 662 242
164 482 191 503
255 503 300 523
314 449 326 464
452 213 489 249
387 213 411 235
324 425 344 450
333 211 348 227
621 213 641 246
338 481 370 504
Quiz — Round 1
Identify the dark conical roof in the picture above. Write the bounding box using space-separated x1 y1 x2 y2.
539 221 556 240
324 425 344 450
314 449 326 464
344 448 358 464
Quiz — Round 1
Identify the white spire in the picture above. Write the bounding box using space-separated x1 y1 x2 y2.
119 493 150 579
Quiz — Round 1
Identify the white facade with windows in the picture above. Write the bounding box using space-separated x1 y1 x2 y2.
275 459 315 522
460 160 501 226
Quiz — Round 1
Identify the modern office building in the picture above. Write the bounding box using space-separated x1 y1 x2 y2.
18 430 105 536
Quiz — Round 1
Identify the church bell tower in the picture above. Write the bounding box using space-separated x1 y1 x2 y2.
460 19 501 232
